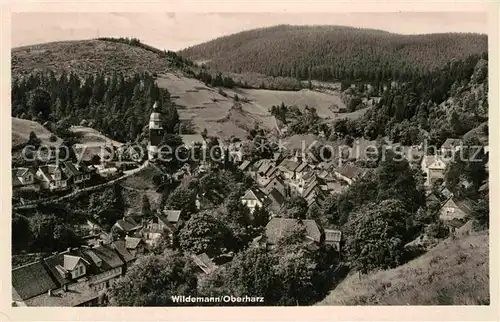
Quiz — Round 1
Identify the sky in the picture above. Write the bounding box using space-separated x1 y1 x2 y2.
11 12 488 51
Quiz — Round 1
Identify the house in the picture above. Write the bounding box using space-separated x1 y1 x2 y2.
124 236 146 257
421 155 448 187
267 188 286 216
302 180 325 208
324 229 342 252
12 167 39 191
322 181 345 195
12 261 59 307
440 138 462 156
261 174 287 197
439 197 474 224
253 218 324 250
294 162 310 182
142 212 177 247
60 161 92 185
164 209 183 227
241 187 268 213
12 246 128 307
191 253 217 275
278 159 300 180
334 164 365 185
36 164 69 191
112 217 142 236
81 245 126 292
180 134 207 149
111 239 137 264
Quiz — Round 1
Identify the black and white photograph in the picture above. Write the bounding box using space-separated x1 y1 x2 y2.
7 8 493 311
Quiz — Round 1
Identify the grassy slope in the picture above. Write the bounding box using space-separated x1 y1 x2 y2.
157 72 363 139
11 117 62 147
318 231 489 305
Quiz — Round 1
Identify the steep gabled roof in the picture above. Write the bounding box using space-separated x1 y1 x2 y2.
124 236 143 250
155 213 178 233
336 164 365 180
265 218 322 244
112 240 135 263
83 244 125 271
61 161 82 177
241 187 267 202
12 261 58 300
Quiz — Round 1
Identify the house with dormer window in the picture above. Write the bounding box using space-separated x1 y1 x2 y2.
36 164 68 191
12 167 39 191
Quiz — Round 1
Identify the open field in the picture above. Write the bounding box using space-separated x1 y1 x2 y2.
70 125 123 147
156 72 363 140
11 117 62 148
318 230 489 305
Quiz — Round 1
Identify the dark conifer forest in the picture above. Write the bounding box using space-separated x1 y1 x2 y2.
179 25 487 83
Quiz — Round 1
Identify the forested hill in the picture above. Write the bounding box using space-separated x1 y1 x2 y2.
179 25 488 81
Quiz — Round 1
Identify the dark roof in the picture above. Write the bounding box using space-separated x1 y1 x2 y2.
336 164 365 180
265 218 322 244
268 188 286 212
324 229 342 243
111 240 135 263
262 175 286 195
302 181 321 200
479 182 489 192
14 167 36 177
12 261 58 300
61 161 82 177
114 217 141 232
82 244 124 271
24 280 100 307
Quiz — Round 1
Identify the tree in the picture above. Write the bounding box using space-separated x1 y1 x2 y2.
283 196 308 219
28 131 41 147
141 195 152 218
107 250 198 306
344 199 411 273
165 184 197 215
178 212 228 255
27 87 52 119
12 214 32 253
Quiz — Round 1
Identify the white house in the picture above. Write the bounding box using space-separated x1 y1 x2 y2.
421 155 448 187
241 188 268 213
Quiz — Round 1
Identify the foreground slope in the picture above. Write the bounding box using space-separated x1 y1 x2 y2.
179 25 487 77
318 231 489 305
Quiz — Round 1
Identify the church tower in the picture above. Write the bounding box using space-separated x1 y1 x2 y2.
148 101 163 160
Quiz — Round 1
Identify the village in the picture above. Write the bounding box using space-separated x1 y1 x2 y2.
11 99 489 307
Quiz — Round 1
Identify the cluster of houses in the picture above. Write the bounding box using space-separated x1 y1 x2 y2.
239 150 367 217
12 161 96 193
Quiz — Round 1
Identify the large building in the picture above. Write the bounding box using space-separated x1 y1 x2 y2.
148 101 164 161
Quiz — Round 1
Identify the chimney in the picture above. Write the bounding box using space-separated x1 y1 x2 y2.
48 289 52 297
63 284 68 292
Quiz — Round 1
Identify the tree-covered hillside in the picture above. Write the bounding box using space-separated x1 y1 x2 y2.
179 25 487 82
